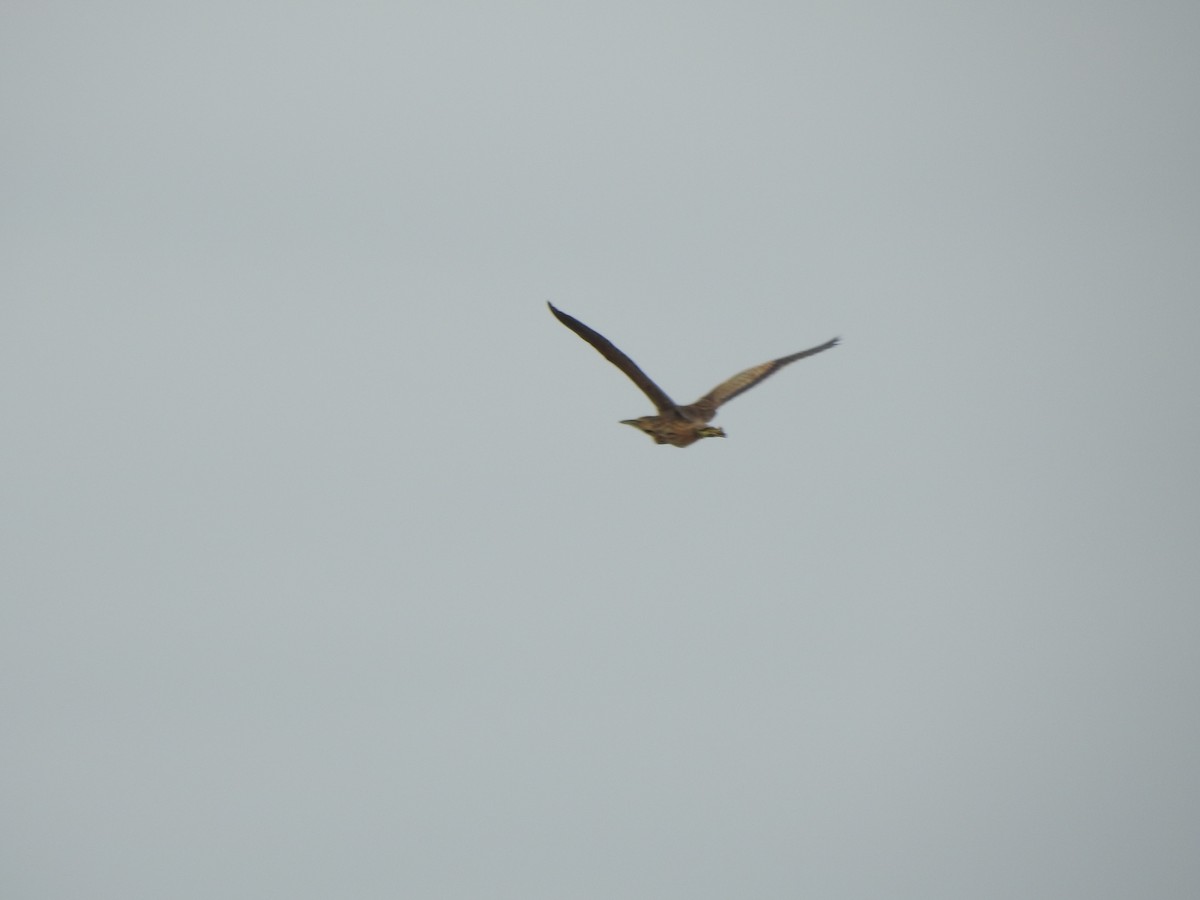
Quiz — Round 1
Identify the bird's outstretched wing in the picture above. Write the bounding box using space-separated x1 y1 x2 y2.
548 303 677 413
684 337 840 421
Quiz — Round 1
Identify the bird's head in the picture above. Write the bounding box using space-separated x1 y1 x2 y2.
697 426 726 439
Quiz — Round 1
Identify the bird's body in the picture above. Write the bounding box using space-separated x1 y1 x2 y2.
547 303 838 447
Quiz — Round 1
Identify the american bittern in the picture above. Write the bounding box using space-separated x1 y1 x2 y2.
548 302 838 447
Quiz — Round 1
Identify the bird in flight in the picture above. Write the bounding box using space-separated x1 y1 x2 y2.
548 302 839 447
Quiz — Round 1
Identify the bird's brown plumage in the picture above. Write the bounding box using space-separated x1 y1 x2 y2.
548 302 838 447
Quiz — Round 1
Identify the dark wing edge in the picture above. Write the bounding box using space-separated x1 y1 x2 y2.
685 336 840 420
547 303 677 412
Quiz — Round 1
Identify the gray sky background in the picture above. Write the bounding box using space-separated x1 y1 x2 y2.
4 2 1199 898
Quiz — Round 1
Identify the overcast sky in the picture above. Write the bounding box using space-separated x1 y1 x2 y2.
3 3 1199 898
